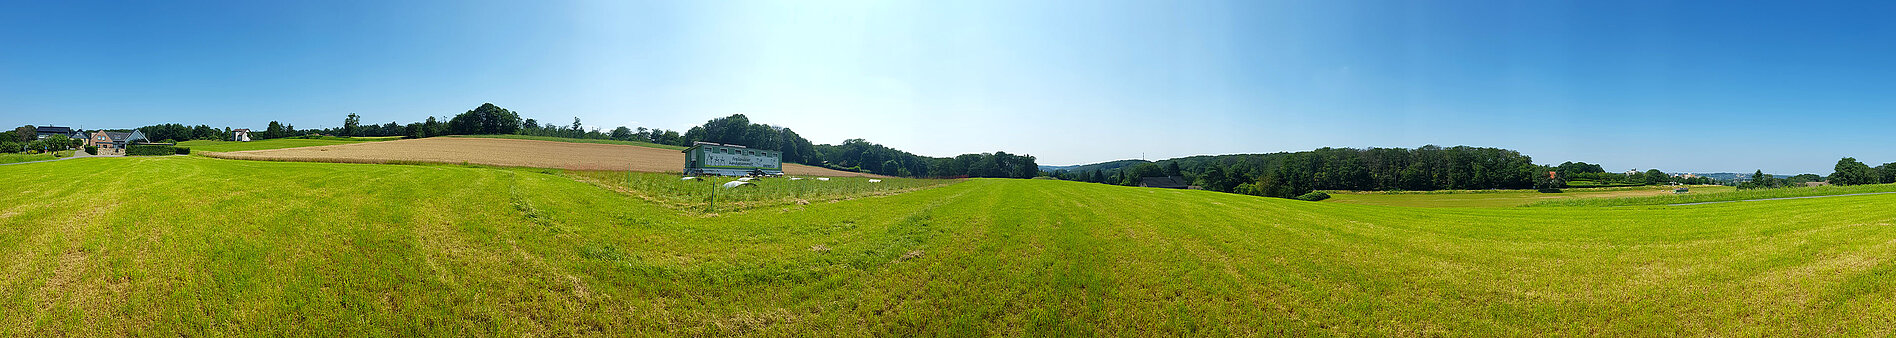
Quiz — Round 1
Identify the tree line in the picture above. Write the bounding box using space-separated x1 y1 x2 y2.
1047 145 1734 199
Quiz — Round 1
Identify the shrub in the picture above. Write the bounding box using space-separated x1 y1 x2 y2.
84 146 98 155
174 146 191 155
126 145 178 156
1296 191 1331 201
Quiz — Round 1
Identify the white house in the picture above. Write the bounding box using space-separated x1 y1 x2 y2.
231 128 252 142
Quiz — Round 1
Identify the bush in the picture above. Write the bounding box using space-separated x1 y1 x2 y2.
126 145 179 156
84 146 98 155
1296 191 1331 201
174 146 191 155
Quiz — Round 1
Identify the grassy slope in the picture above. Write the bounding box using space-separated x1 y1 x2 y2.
446 134 688 150
1526 183 1896 207
0 153 56 164
3 157 1895 335
1326 185 1736 208
180 137 396 152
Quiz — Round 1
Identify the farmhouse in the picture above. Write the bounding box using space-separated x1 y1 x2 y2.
1139 176 1191 189
232 129 252 142
34 126 76 139
90 130 145 151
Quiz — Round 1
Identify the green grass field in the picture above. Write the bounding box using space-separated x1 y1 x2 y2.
446 134 688 150
1323 185 1735 208
0 153 57 164
179 137 398 152
3 156 1895 335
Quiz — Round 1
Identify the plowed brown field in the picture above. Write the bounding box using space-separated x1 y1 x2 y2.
201 137 886 177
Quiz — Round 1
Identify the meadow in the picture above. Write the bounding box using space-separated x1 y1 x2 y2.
1323 185 1734 208
0 153 57 164
1526 183 1896 207
179 136 399 152
3 156 1895 335
565 170 955 212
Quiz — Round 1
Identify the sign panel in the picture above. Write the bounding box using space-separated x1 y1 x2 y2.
705 151 779 169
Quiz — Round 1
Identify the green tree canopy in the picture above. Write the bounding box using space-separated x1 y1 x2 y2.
447 103 523 135
1831 157 1878 185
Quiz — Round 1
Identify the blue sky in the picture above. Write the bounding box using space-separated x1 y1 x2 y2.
4 0 1894 174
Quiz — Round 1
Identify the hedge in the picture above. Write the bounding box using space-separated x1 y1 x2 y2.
126 145 179 156
84 146 98 155
174 146 191 155
1296 191 1332 202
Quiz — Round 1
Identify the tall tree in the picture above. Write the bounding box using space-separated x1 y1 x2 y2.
264 121 285 139
1644 169 1669 185
447 103 523 135
13 125 33 142
343 113 361 136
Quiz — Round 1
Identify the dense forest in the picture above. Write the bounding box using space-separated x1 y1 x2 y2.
124 103 1036 179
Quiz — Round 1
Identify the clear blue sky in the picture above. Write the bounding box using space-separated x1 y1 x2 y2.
5 1 1894 174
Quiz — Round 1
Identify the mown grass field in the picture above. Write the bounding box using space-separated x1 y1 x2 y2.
446 134 687 150
1526 183 1896 207
4 156 1895 335
179 136 399 152
1323 185 1734 208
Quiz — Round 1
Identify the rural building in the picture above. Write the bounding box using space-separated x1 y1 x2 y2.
1139 176 1191 189
34 126 75 139
682 142 783 176
1804 182 1831 187
90 130 144 151
231 129 252 142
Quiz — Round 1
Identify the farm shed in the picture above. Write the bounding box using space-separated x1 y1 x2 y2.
1139 176 1191 189
682 142 783 176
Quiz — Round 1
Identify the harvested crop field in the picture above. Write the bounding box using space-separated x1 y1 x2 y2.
201 137 885 177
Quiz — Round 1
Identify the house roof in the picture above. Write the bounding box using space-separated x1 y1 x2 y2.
103 132 134 142
35 126 73 134
1140 176 1190 188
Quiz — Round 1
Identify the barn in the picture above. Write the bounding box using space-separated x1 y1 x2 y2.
682 142 783 176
